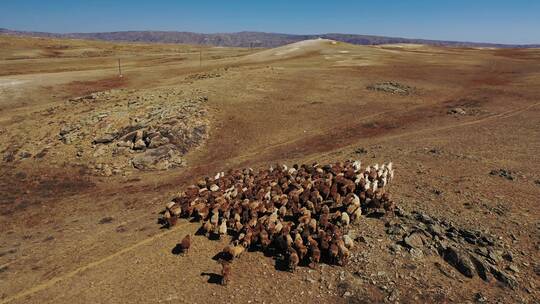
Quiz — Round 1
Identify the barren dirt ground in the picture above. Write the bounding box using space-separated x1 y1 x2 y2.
0 35 539 303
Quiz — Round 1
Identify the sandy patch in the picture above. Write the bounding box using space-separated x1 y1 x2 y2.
0 78 29 87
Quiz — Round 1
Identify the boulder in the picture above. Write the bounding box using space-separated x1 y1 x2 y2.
448 107 466 115
132 145 184 170
148 135 170 148
442 246 475 278
403 231 425 249
93 133 116 144
133 139 147 150
117 140 134 148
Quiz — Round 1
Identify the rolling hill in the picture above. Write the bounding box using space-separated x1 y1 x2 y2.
1 28 538 48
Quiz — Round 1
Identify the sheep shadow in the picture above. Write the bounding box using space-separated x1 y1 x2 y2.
212 251 232 262
194 226 207 236
171 244 185 255
274 256 290 272
201 272 222 285
157 217 168 229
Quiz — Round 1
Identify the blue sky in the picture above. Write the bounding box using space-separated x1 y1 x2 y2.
1 1 539 44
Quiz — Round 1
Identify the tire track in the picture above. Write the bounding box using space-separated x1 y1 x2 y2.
305 101 540 163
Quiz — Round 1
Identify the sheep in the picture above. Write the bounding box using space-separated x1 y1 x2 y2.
220 261 231 285
218 220 227 238
223 244 244 260
180 234 191 255
288 247 299 272
340 212 350 227
309 245 321 268
343 234 354 249
164 160 396 272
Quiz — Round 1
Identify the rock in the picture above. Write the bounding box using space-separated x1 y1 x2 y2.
117 140 134 148
367 82 413 95
354 147 367 154
388 244 402 253
135 130 144 141
132 145 183 170
448 107 466 115
99 216 114 224
533 264 540 276
385 223 405 236
120 130 140 142
93 133 116 144
507 264 520 273
489 265 517 289
84 93 97 100
489 169 515 181
148 135 170 148
210 184 219 192
59 126 73 136
19 151 32 159
103 166 113 177
92 145 107 157
474 292 487 303
487 250 503 264
427 223 445 237
442 246 475 278
403 231 425 249
502 251 513 262
133 139 147 150
470 254 490 281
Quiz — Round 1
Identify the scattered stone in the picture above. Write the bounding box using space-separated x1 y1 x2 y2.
93 133 117 144
403 231 425 249
534 264 540 276
474 292 487 303
442 247 475 278
133 139 147 150
117 140 134 148
470 254 490 281
448 107 467 115
19 151 32 159
388 244 401 253
502 251 513 262
354 147 367 154
185 72 221 81
132 145 184 170
102 166 113 177
98 216 114 224
489 265 517 289
148 135 170 148
490 169 515 181
367 81 414 95
507 264 520 273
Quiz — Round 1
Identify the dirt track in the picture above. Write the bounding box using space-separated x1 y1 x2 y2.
0 36 539 303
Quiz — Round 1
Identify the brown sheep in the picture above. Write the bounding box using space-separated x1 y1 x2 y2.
288 247 299 272
180 234 191 255
220 261 231 286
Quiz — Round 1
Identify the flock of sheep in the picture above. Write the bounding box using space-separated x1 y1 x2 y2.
162 160 395 285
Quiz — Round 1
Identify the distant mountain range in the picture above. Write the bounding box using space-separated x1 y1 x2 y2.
1 28 538 48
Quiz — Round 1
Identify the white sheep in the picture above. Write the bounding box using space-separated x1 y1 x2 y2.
341 212 350 226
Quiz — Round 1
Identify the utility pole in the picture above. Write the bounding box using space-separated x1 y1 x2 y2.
118 58 123 77
199 48 202 68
